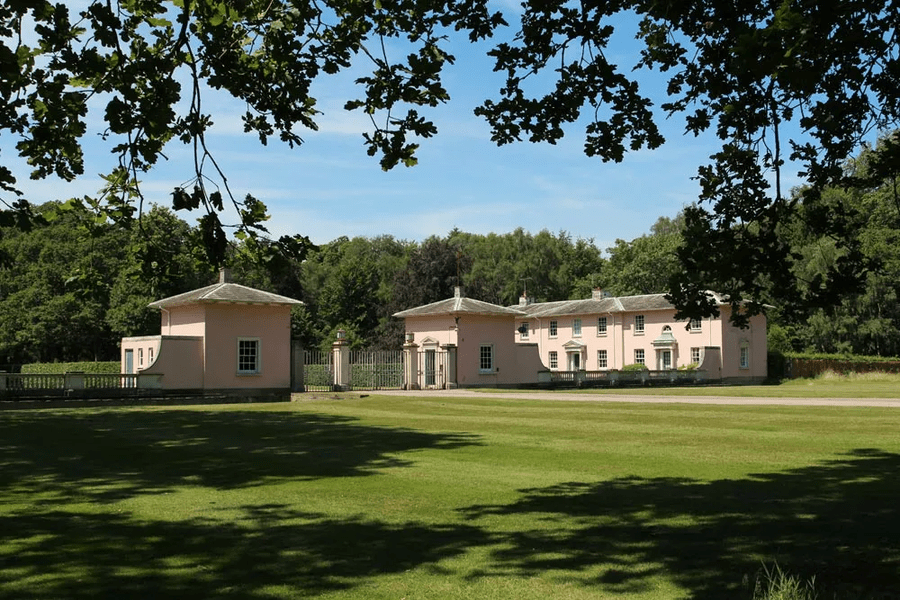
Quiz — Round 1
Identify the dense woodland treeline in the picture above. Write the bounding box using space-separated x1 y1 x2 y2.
1 142 899 364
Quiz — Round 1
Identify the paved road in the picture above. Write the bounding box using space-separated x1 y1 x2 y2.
363 388 900 408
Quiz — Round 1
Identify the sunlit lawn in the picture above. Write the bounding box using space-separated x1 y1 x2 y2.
493 371 900 398
2 394 899 599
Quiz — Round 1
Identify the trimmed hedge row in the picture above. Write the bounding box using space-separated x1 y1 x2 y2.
784 351 900 362
21 361 120 375
769 352 900 380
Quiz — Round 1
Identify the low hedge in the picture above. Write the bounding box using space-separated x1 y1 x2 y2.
771 352 900 379
21 361 120 375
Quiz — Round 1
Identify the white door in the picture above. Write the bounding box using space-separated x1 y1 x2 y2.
659 350 672 370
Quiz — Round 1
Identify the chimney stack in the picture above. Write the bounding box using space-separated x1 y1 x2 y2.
592 288 607 300
219 267 232 284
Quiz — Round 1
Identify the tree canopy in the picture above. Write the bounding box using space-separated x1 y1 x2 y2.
2 0 898 321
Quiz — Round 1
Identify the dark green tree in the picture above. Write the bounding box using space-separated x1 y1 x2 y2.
604 215 684 296
299 235 409 351
106 205 213 338
0 201 129 362
773 138 900 355
2 0 897 321
459 228 604 305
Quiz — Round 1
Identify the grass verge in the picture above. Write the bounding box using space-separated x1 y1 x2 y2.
465 371 900 398
2 397 899 598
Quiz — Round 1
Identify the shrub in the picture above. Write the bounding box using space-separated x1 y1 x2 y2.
621 363 649 372
21 361 120 375
678 362 699 371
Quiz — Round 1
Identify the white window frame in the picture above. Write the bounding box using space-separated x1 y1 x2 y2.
519 322 529 340
635 348 645 365
549 351 558 370
691 347 701 364
479 344 494 373
148 347 154 364
549 320 558 338
634 315 645 335
689 318 702 332
238 337 262 374
572 318 582 337
740 344 750 369
138 348 144 367
597 316 607 336
597 349 608 369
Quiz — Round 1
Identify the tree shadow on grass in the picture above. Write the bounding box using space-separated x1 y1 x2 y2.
0 504 490 599
461 448 900 599
0 407 481 503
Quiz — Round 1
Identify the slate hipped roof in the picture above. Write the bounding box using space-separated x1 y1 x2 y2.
149 269 304 308
394 289 728 319
513 293 719 318
393 286 525 318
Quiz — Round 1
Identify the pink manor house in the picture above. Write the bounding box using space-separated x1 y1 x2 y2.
395 287 767 389
120 271 765 393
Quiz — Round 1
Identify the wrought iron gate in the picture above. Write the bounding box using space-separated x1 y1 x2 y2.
303 350 333 392
302 349 404 391
417 349 448 389
349 350 404 390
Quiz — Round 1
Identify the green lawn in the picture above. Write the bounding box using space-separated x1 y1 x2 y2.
481 371 900 398
2 395 899 599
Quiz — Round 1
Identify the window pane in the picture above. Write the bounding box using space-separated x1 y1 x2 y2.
238 339 259 373
549 351 558 369
597 350 607 369
597 317 607 335
480 345 493 371
573 318 582 336
549 320 558 337
635 349 645 364
635 315 644 333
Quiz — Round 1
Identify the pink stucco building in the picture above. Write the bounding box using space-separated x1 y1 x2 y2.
395 287 767 388
120 269 303 396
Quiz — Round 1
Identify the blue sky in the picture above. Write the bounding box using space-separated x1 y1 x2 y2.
6 5 809 253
